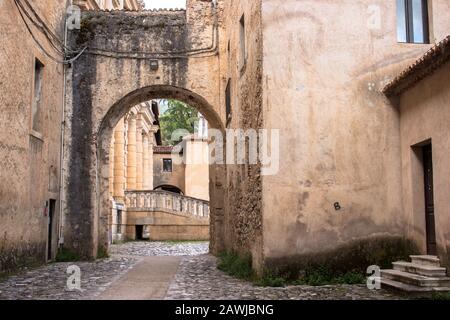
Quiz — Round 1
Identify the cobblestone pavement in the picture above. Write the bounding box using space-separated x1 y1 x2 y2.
110 241 209 257
0 242 407 300
0 256 137 300
166 255 406 300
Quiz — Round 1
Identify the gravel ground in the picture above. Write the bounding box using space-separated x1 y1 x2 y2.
110 241 209 256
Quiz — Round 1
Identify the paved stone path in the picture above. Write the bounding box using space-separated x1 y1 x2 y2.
0 256 137 300
99 256 181 300
165 255 404 300
0 241 407 300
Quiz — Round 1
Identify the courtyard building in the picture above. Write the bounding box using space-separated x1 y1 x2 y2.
108 100 210 242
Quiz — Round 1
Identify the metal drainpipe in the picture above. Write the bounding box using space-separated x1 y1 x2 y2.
58 0 72 248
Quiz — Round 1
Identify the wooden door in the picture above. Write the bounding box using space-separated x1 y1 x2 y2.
423 144 437 255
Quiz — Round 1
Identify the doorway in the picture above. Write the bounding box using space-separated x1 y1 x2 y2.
47 199 56 260
136 225 144 240
422 144 437 255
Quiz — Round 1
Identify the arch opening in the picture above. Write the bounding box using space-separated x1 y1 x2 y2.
95 85 226 252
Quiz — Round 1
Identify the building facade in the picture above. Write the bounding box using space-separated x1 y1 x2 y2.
383 36 450 262
109 102 159 242
0 0 68 271
0 0 142 273
221 0 450 272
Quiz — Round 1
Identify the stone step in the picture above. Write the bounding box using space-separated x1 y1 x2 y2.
393 261 447 277
381 269 450 288
410 255 441 267
381 278 450 293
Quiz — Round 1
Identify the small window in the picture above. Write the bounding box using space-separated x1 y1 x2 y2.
239 14 246 69
116 210 122 234
397 0 429 44
227 40 231 64
163 159 173 172
225 79 231 124
32 59 44 133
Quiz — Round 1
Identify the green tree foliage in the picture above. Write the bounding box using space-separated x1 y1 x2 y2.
159 100 199 146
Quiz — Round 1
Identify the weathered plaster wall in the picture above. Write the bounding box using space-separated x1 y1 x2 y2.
184 139 210 201
220 0 264 270
64 1 225 258
400 62 450 267
260 0 450 271
0 0 67 272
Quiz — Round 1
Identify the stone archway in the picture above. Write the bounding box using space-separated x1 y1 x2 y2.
96 85 225 255
64 84 226 259
62 7 228 260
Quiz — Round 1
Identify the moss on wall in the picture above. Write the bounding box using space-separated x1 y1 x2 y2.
264 236 420 279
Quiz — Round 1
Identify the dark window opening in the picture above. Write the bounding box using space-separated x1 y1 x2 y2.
47 199 56 261
163 159 173 172
225 79 231 124
239 14 246 68
397 0 429 44
136 225 144 240
116 210 122 234
32 59 44 133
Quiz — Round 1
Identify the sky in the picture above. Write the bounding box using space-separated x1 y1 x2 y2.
144 0 186 9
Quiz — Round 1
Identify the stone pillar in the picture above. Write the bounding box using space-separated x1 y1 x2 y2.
136 115 144 190
109 136 115 196
113 119 126 199
126 115 137 190
147 135 155 190
143 134 150 190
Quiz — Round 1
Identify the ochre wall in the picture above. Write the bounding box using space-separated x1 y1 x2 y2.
400 62 450 266
0 0 67 272
260 0 450 269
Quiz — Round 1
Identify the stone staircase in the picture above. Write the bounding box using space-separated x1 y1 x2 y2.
381 255 450 293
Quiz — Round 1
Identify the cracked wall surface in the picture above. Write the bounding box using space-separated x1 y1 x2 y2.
0 0 68 273
260 0 450 271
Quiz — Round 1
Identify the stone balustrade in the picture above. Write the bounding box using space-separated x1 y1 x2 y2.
125 190 210 219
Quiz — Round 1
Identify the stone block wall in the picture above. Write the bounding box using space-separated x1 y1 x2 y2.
219 0 264 270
